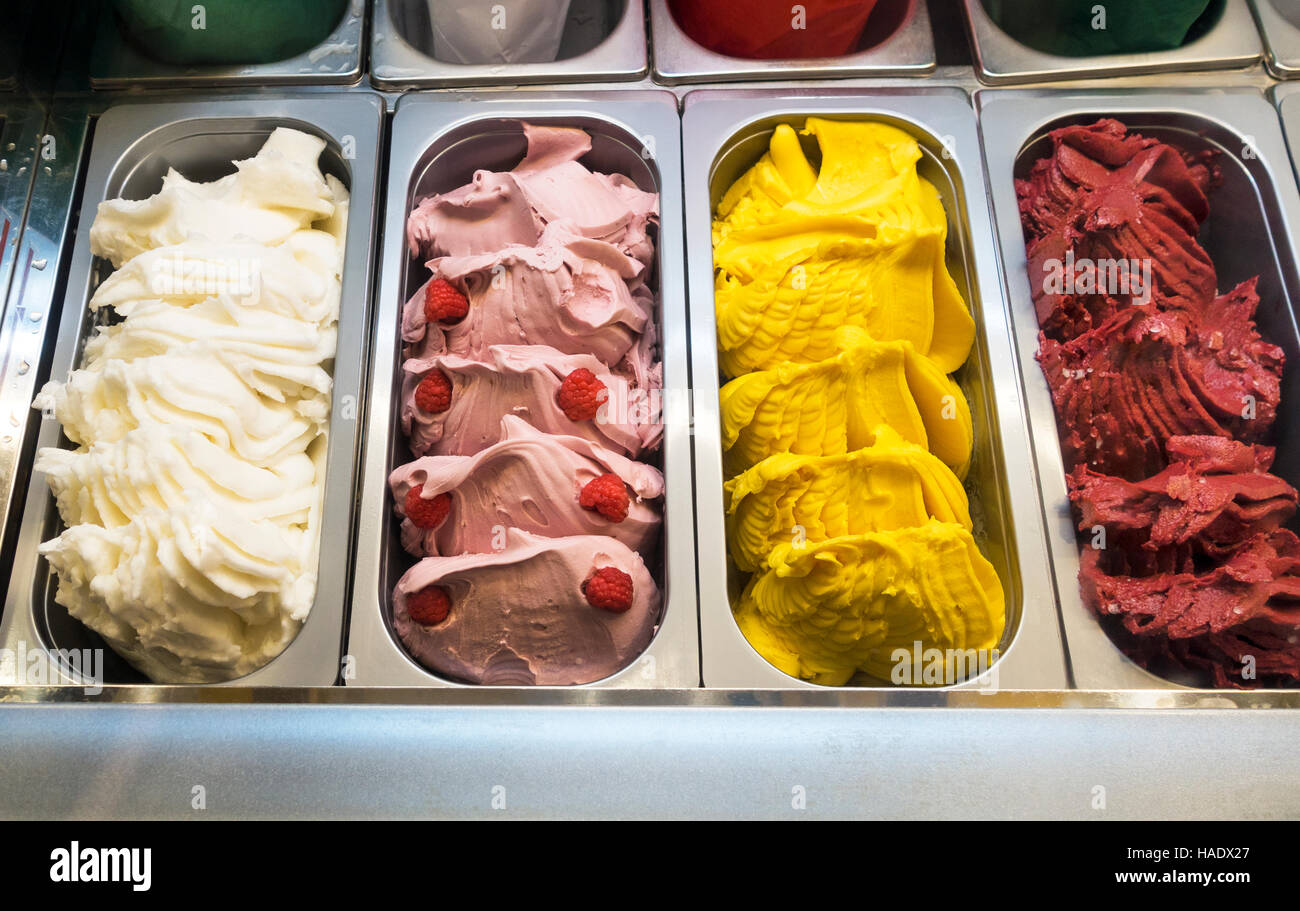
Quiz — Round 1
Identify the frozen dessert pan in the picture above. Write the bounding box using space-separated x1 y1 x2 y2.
683 88 1067 690
979 88 1300 690
649 0 934 84
0 95 384 686
370 0 646 90
88 0 364 88
963 0 1262 85
1252 0 1300 76
347 91 698 687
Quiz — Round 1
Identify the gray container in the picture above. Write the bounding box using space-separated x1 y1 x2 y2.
683 88 1068 690
371 0 646 89
0 95 384 686
346 91 698 688
1254 0 1300 77
89 0 365 88
649 0 934 84
979 88 1300 690
963 0 1261 85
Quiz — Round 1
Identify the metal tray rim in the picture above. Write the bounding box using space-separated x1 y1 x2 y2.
88 0 366 89
977 86 1300 692
962 0 1264 85
648 0 936 85
681 87 1069 691
369 0 648 90
0 93 385 687
345 90 700 689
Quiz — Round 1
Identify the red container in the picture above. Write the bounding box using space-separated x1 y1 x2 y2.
669 0 881 59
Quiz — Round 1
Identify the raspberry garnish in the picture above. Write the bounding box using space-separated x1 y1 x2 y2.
424 278 469 324
414 369 453 414
408 585 451 626
404 486 452 529
578 473 630 522
584 566 634 613
556 368 607 422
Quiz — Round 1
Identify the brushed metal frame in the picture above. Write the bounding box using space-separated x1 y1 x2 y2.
347 90 699 688
0 95 384 687
370 0 647 90
0 98 73 589
963 0 1263 85
648 0 935 84
682 88 1068 690
1254 0 1300 77
979 87 1300 691
88 0 366 89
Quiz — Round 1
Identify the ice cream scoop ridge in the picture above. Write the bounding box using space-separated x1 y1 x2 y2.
392 530 660 685
402 220 654 372
725 426 971 574
391 121 665 684
713 118 975 377
733 523 1005 687
33 127 345 683
720 325 972 479
400 345 661 459
1018 117 1298 686
390 415 663 558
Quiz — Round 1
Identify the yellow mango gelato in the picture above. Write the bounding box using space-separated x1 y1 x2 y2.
732 523 1005 686
725 426 971 573
719 325 972 479
712 117 1005 686
713 118 975 378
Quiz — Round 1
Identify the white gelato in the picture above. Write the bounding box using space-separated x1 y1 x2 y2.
33 127 347 683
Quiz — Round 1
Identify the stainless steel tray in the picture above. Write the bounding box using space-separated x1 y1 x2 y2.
88 0 365 89
0 95 384 686
683 88 1067 690
347 90 698 687
370 0 647 90
963 0 1262 85
1254 0 1300 77
649 0 934 84
979 87 1300 690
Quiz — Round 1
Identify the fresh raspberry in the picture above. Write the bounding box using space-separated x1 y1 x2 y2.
407 586 451 626
578 473 630 522
414 370 453 413
404 486 452 529
424 278 469 324
584 566 634 613
556 368 607 422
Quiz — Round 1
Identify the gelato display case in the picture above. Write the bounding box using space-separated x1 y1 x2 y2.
3 0 1300 821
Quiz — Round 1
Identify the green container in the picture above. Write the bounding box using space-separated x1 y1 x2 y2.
984 0 1217 57
112 0 349 65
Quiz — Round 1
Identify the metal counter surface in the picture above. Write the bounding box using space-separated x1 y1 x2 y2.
0 691 1297 819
